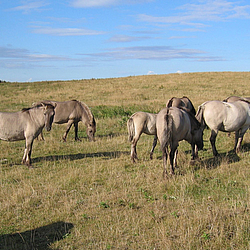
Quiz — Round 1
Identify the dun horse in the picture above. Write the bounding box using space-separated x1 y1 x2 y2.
127 112 157 162
166 96 196 115
195 100 250 156
0 103 56 167
36 100 96 142
156 107 203 177
223 96 250 103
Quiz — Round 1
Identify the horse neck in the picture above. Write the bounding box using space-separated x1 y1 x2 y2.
28 107 45 127
80 102 94 125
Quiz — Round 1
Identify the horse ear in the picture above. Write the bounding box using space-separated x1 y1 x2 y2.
53 103 57 108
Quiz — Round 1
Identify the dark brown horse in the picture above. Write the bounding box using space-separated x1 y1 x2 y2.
0 103 56 166
35 100 96 142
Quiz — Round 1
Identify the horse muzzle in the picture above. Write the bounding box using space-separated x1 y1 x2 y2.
45 126 52 132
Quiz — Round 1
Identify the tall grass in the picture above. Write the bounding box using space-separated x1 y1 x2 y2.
0 72 250 249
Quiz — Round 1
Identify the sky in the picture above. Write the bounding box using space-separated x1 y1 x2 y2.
0 0 250 82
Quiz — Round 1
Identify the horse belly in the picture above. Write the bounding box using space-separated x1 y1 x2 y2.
0 128 25 141
0 114 25 141
223 110 247 132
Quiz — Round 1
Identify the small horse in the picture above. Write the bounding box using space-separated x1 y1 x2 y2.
127 112 157 162
35 100 96 142
166 96 196 115
195 100 250 156
156 107 203 177
0 103 56 167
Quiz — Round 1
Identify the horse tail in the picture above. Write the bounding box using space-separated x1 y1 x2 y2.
161 109 173 150
195 104 206 128
127 117 135 142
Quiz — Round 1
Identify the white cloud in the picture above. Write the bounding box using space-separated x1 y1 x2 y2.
81 45 223 62
108 35 151 43
8 1 49 13
147 71 156 75
32 27 105 36
138 0 250 28
71 0 154 8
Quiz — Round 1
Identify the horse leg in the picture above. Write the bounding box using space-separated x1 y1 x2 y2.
62 120 74 142
173 149 178 168
169 145 178 175
74 122 81 141
234 128 248 153
150 135 157 160
131 139 139 163
162 146 169 178
191 143 197 160
210 130 218 156
22 138 34 167
131 131 142 162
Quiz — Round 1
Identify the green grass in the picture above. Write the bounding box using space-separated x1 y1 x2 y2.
0 72 250 249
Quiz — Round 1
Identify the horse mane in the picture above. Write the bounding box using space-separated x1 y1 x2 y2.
181 96 196 114
22 103 54 113
166 97 174 108
78 101 95 125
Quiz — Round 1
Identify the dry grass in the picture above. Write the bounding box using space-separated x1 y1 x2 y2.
0 72 250 249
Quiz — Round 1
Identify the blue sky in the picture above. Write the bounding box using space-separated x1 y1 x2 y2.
1 0 250 82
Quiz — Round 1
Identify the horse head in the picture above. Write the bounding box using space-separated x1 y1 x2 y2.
192 127 204 151
87 118 96 142
189 113 204 151
41 103 56 131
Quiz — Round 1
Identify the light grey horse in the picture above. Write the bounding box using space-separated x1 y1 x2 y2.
195 100 250 156
156 107 203 177
166 96 196 115
0 103 56 167
223 96 250 137
127 112 157 162
35 100 96 142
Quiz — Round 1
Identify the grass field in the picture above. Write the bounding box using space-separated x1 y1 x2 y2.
0 72 250 249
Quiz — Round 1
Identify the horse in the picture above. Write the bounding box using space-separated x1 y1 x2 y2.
0 103 56 167
156 107 203 177
127 112 157 162
35 100 96 142
166 96 196 115
195 100 250 156
223 96 250 137
223 96 250 103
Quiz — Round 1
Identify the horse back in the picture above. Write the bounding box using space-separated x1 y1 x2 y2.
54 100 82 123
203 100 249 132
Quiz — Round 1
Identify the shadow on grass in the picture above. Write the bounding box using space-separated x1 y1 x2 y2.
0 221 73 250
196 150 241 170
32 151 130 163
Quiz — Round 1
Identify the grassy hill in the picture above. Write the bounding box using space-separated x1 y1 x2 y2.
0 72 250 249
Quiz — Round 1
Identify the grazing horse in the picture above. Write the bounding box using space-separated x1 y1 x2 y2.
127 112 157 162
166 96 196 115
223 96 250 103
0 103 56 167
35 100 96 142
195 100 250 156
156 107 203 177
